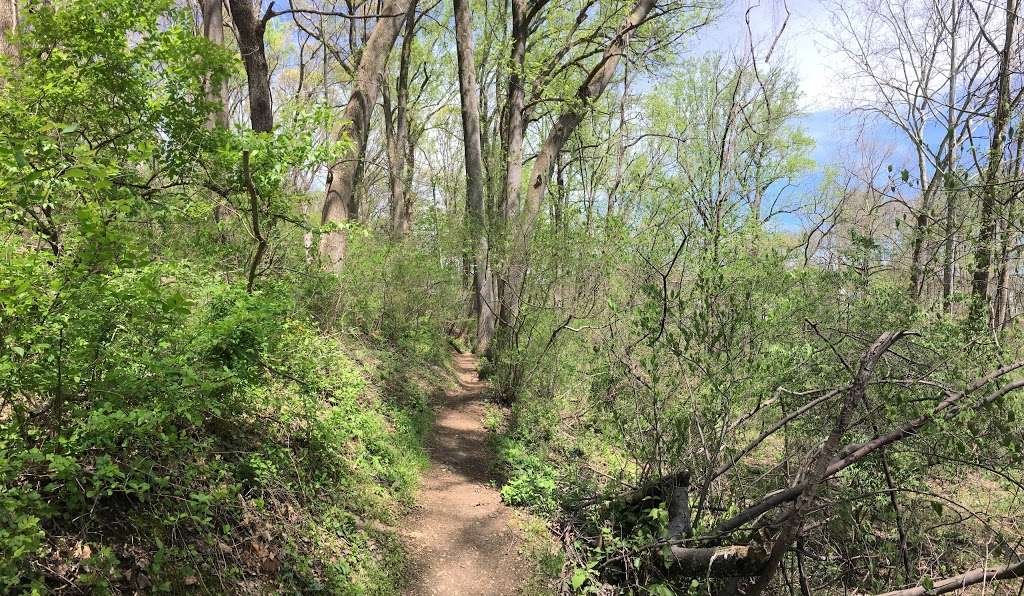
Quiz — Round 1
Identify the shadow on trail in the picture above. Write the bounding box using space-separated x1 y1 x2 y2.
401 352 527 596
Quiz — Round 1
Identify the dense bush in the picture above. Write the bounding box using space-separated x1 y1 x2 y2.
0 247 445 592
0 2 459 592
491 210 1023 592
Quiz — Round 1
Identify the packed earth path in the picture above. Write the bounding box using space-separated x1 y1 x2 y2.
401 352 531 595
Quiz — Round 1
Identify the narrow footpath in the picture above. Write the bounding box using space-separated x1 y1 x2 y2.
402 352 529 595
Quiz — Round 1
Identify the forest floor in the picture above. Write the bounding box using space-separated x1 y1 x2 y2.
401 352 530 595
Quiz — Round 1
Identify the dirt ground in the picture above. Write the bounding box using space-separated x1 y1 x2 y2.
401 352 530 596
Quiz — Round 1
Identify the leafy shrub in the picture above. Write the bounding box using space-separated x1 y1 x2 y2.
497 440 559 514
324 228 464 360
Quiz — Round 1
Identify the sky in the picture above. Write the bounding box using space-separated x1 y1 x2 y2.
696 0 844 109
694 0 928 223
681 0 953 234
696 0 918 150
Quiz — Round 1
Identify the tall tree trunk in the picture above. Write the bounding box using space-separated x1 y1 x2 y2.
908 172 941 301
487 0 529 359
454 0 496 353
203 0 231 224
943 188 956 313
501 0 528 224
227 0 273 133
319 0 415 269
993 214 1011 328
970 0 1017 325
942 2 959 314
608 60 629 218
995 134 1023 328
202 0 229 129
553 152 566 307
226 0 274 293
384 4 416 238
0 0 16 61
496 0 656 357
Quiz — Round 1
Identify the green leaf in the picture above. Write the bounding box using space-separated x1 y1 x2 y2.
922 576 934 591
570 568 588 590
64 168 90 179
930 501 943 516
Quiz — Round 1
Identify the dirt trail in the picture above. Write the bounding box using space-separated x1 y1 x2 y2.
401 352 529 595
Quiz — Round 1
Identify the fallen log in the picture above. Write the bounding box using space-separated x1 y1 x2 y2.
670 545 768 577
875 559 1024 596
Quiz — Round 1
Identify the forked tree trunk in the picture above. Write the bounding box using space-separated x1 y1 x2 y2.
227 0 273 133
454 0 496 353
319 0 415 269
225 0 275 294
495 0 656 356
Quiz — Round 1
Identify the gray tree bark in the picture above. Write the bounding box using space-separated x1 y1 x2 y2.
454 0 496 353
501 0 528 224
0 0 17 61
202 0 229 129
383 3 417 238
319 0 416 269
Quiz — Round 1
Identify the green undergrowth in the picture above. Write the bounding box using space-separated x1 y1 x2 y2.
479 400 564 594
0 255 448 594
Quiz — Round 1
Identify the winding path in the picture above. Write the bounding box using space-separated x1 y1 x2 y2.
402 352 529 595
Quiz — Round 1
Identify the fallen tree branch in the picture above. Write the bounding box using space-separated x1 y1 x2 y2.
875 559 1024 596
669 545 768 577
747 331 909 595
710 360 1024 540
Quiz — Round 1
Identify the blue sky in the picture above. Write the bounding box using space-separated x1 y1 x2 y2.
694 0 939 228
697 0 922 163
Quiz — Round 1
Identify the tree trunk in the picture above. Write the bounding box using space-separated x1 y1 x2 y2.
501 0 528 224
496 0 656 356
942 187 955 313
0 0 16 61
970 0 1017 324
202 0 229 129
454 0 496 353
227 0 273 133
908 174 941 300
993 213 1011 328
608 60 629 218
942 0 959 313
487 0 530 360
203 0 232 224
319 0 415 269
876 560 1024 596
384 3 416 238
669 546 768 577
225 0 275 292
